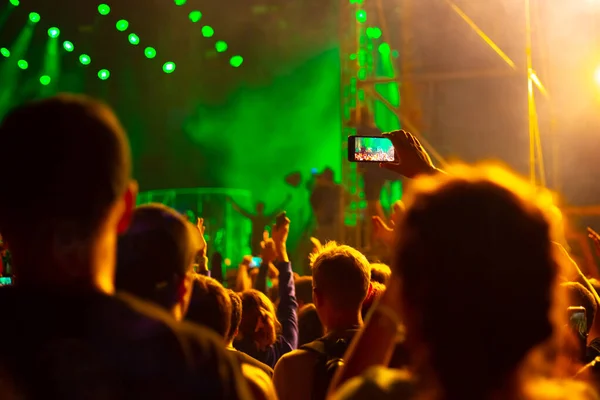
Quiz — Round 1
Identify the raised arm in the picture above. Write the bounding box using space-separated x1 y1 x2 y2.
228 197 254 219
381 130 444 178
263 217 298 367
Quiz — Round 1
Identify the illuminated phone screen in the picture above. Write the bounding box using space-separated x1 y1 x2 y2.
353 137 395 162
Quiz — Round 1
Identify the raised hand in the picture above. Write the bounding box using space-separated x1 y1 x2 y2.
381 130 437 178
372 216 395 247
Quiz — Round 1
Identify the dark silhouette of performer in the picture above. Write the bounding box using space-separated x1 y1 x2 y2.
228 196 291 256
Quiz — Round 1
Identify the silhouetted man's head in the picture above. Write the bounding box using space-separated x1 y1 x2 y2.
256 202 265 215
395 165 564 397
310 242 370 328
0 94 135 290
186 275 232 339
116 204 201 319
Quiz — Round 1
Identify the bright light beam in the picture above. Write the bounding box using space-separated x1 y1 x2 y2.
444 0 549 97
594 66 600 86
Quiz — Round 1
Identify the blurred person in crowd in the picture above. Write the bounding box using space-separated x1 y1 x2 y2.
187 278 277 400
310 168 344 243
331 132 595 399
227 290 274 377
297 303 324 347
211 251 225 284
294 276 314 308
116 204 203 321
361 280 386 320
186 275 232 338
370 263 391 285
274 242 371 400
0 94 250 399
235 218 298 368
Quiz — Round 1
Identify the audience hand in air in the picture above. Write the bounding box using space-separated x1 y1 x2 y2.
372 216 395 248
261 215 290 264
381 130 436 178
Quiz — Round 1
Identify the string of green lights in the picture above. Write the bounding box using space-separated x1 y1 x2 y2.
0 5 113 83
97 3 177 74
172 0 243 68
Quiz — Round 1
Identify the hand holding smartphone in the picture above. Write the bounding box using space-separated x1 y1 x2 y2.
348 135 398 163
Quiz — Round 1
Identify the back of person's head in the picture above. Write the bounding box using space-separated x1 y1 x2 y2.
186 275 231 339
0 94 132 281
395 164 565 398
310 242 370 314
116 204 201 312
298 303 324 347
239 289 280 350
227 290 242 344
294 276 313 308
562 282 597 334
370 263 391 284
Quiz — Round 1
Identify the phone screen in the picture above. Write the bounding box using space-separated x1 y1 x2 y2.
250 257 262 268
349 136 396 162
0 277 12 286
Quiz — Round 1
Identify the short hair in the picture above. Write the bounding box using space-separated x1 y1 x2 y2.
186 275 232 339
370 263 391 284
294 276 314 306
562 281 597 333
0 94 130 246
310 242 370 311
395 164 563 393
116 204 201 309
298 303 324 347
227 290 242 343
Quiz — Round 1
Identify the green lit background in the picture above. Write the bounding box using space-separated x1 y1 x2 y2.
0 0 407 270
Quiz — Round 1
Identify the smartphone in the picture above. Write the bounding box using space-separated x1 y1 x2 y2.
348 135 398 163
250 257 262 268
0 277 12 286
568 306 587 337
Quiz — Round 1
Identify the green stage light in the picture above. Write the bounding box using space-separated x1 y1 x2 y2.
230 55 243 67
98 4 110 15
356 9 367 23
63 41 74 52
174 0 187 5
29 12 40 23
98 69 110 80
144 47 156 59
48 27 60 38
215 41 228 52
116 19 129 31
128 33 140 45
201 26 214 37
9 0 19 6
163 62 176 74
189 10 202 22
79 54 91 65
17 60 28 70
40 75 51 85
0 48 10 58
378 42 391 54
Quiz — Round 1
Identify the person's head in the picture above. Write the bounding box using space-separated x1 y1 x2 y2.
0 94 136 292
239 289 280 350
361 280 386 320
226 290 242 345
116 204 202 320
294 276 314 308
561 282 597 334
370 263 391 285
394 164 566 398
298 303 324 347
256 202 265 215
186 275 231 339
310 242 370 329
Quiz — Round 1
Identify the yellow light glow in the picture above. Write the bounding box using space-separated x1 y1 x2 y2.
595 66 600 85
